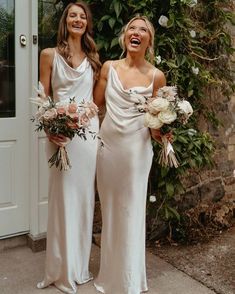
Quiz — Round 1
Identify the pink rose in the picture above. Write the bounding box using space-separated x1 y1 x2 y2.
79 113 90 127
56 106 66 115
43 108 57 120
66 121 79 129
68 102 78 113
70 112 79 121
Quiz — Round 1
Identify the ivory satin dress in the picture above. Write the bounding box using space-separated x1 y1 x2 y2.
37 50 99 294
94 64 154 294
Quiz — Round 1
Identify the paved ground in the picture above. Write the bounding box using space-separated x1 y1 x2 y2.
0 244 216 294
150 225 235 294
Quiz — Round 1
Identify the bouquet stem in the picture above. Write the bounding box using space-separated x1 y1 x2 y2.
158 136 179 168
48 146 71 171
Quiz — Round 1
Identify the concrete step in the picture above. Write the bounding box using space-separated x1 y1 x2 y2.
0 244 216 294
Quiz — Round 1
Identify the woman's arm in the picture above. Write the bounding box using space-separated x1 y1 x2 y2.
39 48 67 146
152 68 166 96
94 60 111 107
151 69 167 142
39 48 54 97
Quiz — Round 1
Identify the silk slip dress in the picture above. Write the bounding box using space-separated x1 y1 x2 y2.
37 50 99 294
95 63 154 294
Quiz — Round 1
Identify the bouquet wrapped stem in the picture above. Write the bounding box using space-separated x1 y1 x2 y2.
158 135 179 168
48 143 71 171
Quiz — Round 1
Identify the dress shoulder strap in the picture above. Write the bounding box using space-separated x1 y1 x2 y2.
151 68 158 96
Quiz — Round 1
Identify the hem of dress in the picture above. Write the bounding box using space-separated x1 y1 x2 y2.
94 282 148 294
77 276 93 285
37 276 93 293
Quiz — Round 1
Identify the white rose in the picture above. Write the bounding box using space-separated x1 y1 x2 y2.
158 15 169 27
144 112 164 129
178 100 193 118
149 195 157 203
148 98 169 114
158 110 177 124
189 30 196 38
155 55 162 65
188 0 197 7
191 66 199 75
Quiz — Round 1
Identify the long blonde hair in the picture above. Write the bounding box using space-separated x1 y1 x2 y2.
119 15 155 64
57 1 101 80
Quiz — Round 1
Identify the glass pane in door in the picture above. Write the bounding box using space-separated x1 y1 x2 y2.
0 0 15 118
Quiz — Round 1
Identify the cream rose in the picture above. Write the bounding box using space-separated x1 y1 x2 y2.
43 108 57 120
144 112 164 129
148 98 169 114
178 100 193 118
158 110 177 124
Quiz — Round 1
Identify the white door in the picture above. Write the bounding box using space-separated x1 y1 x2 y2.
0 0 31 238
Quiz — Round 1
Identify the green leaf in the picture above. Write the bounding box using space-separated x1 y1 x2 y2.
113 1 122 18
110 37 119 48
108 17 116 29
168 207 181 221
166 183 174 197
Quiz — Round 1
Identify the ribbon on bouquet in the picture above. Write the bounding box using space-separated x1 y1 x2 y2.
158 135 179 168
47 137 72 171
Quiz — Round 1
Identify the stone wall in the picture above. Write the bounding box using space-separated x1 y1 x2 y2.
179 21 235 210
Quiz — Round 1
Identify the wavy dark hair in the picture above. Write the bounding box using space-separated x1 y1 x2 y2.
57 1 101 80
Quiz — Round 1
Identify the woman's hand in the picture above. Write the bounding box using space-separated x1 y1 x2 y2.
46 132 71 147
150 129 174 143
150 129 162 143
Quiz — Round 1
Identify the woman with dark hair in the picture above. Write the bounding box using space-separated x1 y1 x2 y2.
94 16 166 293
37 2 101 293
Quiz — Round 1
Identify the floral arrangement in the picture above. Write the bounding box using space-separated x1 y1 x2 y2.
132 86 193 168
30 82 98 171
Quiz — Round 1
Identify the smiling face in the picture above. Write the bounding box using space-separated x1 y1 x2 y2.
66 5 87 37
124 19 151 56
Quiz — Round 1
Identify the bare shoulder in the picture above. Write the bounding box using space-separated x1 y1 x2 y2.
40 48 55 63
100 60 113 79
153 67 166 89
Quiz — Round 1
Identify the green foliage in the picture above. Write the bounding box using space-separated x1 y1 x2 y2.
147 126 214 239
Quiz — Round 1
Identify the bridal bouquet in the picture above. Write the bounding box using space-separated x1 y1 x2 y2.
30 82 98 171
132 86 193 168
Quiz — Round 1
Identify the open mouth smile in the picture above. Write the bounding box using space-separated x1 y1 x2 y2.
130 38 141 45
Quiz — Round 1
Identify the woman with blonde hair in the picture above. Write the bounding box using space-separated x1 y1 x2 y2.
37 2 101 293
94 15 166 293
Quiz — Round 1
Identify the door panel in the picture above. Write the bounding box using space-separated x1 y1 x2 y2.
0 0 30 238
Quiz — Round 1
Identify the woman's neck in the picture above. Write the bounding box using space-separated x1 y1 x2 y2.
68 35 84 56
124 53 146 68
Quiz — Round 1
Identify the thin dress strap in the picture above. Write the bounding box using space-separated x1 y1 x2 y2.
151 68 158 96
